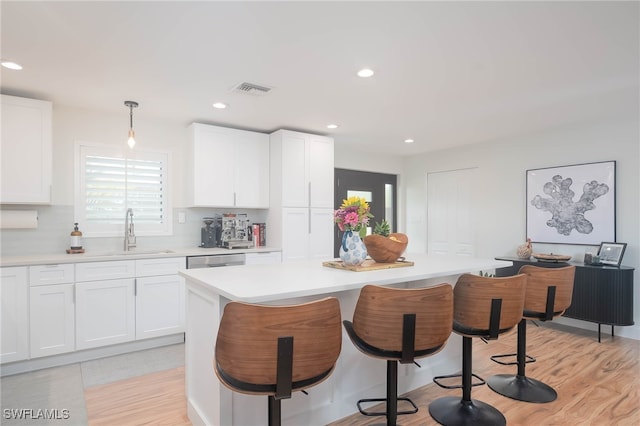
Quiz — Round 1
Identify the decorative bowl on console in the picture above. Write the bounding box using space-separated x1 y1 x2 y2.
363 233 408 263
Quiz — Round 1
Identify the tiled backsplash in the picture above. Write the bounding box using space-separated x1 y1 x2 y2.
0 206 268 257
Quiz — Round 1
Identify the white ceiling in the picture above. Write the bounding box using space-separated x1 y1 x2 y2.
1 1 638 155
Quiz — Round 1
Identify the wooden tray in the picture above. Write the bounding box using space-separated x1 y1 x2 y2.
532 253 571 262
66 248 85 254
322 259 414 272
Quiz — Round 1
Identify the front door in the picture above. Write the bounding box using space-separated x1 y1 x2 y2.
334 169 397 257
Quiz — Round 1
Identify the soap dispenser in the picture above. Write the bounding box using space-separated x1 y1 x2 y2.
69 222 84 253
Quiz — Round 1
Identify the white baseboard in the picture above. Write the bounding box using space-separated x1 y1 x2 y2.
0 333 184 377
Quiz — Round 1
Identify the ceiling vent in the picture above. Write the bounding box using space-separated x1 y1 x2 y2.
230 82 273 96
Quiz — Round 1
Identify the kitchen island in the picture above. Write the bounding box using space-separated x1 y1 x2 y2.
180 254 511 425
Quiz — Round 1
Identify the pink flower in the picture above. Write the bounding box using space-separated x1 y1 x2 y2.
344 211 359 226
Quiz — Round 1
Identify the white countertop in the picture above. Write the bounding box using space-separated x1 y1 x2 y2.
0 246 281 267
180 254 512 303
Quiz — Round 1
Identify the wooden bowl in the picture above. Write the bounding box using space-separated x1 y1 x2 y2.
363 233 408 263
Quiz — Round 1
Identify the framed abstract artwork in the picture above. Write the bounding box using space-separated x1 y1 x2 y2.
526 161 615 245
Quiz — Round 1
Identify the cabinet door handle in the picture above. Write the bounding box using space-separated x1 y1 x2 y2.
234 192 237 206
134 278 137 297
73 286 76 304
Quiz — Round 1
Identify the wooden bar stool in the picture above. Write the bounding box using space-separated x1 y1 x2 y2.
343 283 453 426
214 297 342 426
487 265 575 403
429 273 527 426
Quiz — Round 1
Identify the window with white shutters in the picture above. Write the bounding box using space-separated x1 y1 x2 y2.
75 143 172 237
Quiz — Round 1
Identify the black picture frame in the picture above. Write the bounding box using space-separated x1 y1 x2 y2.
526 161 616 245
597 242 627 266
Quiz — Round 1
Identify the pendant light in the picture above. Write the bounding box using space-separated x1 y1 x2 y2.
124 100 139 148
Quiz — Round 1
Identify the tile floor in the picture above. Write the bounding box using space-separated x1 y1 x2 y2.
0 343 184 425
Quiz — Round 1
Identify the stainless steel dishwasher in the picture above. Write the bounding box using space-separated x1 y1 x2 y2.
186 253 246 269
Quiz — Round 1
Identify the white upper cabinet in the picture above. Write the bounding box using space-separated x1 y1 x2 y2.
272 130 334 208
308 135 334 208
187 123 269 208
1 95 52 204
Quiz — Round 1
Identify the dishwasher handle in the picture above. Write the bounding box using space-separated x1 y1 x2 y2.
187 254 246 269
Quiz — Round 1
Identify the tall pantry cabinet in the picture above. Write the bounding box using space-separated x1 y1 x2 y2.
268 130 334 262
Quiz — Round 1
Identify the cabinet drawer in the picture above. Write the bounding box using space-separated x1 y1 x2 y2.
136 257 186 277
245 252 282 265
29 264 74 286
76 260 135 282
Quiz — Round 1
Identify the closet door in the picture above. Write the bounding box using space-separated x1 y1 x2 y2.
427 168 476 257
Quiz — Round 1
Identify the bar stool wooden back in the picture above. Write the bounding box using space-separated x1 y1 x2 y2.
214 297 342 426
429 273 527 426
487 265 575 403
343 283 453 426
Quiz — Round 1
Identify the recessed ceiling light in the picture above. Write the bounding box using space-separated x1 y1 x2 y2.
404 139 415 144
1 61 23 70
212 102 227 109
357 68 374 78
327 124 339 129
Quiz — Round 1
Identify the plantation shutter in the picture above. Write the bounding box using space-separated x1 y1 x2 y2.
76 143 171 237
85 155 164 225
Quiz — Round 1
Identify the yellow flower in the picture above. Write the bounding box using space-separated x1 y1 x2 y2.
341 196 369 210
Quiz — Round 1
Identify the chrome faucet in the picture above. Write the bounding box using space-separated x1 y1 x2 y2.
124 208 136 251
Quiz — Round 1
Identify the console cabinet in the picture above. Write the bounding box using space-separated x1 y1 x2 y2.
495 257 635 340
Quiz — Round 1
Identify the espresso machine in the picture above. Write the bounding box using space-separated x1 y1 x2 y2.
200 216 221 248
220 213 254 249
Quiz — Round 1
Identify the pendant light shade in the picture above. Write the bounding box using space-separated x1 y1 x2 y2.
124 100 139 148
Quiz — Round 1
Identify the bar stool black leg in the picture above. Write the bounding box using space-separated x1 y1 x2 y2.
487 320 557 403
429 337 506 426
268 396 281 426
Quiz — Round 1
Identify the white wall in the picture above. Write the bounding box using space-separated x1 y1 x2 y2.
334 145 404 176
0 105 269 255
403 116 639 339
52 106 189 207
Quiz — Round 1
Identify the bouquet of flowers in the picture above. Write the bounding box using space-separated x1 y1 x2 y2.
334 196 373 238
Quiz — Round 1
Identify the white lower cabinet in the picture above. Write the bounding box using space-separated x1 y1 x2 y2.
135 275 184 339
75 260 136 350
30 284 75 358
29 264 75 358
3 256 187 365
0 267 29 363
309 208 335 260
75 278 136 350
281 207 334 262
135 257 186 340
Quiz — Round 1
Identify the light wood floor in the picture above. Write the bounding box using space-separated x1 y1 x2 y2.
85 323 639 425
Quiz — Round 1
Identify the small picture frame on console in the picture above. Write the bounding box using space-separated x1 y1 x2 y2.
597 242 627 267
